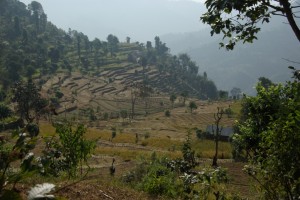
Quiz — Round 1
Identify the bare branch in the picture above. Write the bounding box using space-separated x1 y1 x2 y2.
282 58 300 65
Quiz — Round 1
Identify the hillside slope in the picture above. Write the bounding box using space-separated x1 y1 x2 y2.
0 0 219 113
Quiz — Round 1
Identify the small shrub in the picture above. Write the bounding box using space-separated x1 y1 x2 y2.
165 110 170 117
55 90 64 99
195 129 203 140
224 107 234 118
40 122 95 178
139 164 179 198
144 132 150 139
141 141 148 146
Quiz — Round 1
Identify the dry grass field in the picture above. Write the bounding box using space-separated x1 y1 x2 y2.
18 99 257 200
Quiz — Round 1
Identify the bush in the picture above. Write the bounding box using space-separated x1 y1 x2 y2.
165 110 170 117
40 122 95 178
55 90 64 99
144 132 150 139
138 163 179 197
141 141 148 146
195 129 203 140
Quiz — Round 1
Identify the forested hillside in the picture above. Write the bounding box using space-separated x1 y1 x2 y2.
0 0 218 105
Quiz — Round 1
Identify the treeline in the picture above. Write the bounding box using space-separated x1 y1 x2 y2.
0 0 218 99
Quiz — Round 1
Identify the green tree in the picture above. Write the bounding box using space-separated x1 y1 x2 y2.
154 36 169 56
0 125 40 195
188 101 197 113
53 122 95 178
107 34 119 57
219 90 229 100
180 91 188 105
258 76 274 89
146 41 152 50
12 80 47 123
111 127 117 141
200 0 300 50
126 36 130 43
170 94 177 108
234 77 300 199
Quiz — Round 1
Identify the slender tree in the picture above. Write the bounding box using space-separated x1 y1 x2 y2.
212 107 224 167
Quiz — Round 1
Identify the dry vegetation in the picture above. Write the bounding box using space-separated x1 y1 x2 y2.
16 99 255 200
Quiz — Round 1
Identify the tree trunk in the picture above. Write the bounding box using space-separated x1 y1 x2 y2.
213 127 219 167
280 0 300 42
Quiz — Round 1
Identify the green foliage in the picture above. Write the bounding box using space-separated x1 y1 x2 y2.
200 0 300 50
188 101 197 113
0 124 40 194
0 104 12 120
111 127 117 140
258 76 274 89
181 132 196 169
180 167 229 199
0 190 22 200
138 162 179 198
122 155 181 198
234 77 300 199
164 110 170 117
0 0 219 100
55 90 64 99
195 129 203 140
107 34 119 56
224 107 234 118
40 122 95 178
219 90 229 100
12 80 47 123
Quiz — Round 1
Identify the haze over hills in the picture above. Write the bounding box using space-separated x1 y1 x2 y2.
19 0 207 42
162 18 300 95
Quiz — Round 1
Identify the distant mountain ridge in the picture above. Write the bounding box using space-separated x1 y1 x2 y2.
161 19 300 95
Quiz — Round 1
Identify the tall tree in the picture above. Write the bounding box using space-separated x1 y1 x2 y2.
170 94 177 108
201 0 300 50
212 107 224 167
233 76 300 199
12 79 47 123
107 34 119 57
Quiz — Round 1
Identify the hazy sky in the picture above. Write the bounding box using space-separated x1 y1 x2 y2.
19 0 207 42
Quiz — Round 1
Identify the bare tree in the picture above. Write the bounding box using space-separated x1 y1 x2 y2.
212 107 224 167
